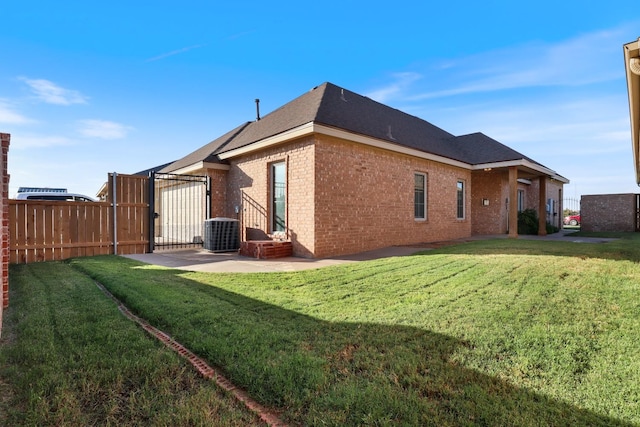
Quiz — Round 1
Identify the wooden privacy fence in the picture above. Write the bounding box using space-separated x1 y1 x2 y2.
9 174 149 264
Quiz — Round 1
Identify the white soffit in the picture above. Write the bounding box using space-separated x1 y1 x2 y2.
169 161 230 175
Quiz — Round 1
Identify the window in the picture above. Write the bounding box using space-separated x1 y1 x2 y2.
517 189 525 212
271 162 286 233
414 173 427 220
456 180 465 219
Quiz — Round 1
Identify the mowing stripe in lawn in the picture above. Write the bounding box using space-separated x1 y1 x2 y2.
92 279 287 427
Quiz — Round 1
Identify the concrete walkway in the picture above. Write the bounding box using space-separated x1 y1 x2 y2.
123 230 617 273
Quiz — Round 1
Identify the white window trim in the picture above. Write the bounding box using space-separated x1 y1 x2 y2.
270 161 286 234
456 180 466 220
414 172 427 221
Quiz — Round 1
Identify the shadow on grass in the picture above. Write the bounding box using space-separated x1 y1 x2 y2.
71 256 634 426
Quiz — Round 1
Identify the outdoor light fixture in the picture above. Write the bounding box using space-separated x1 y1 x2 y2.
483 168 492 171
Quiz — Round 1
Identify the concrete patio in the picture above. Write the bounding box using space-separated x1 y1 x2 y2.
122 230 617 273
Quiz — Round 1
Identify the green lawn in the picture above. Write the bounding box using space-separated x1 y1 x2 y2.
2 233 640 426
0 262 264 426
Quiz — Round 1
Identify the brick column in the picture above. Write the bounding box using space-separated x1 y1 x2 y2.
0 133 10 337
538 177 547 236
508 166 518 238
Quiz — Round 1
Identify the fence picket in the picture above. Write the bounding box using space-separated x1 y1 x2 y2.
10 173 150 264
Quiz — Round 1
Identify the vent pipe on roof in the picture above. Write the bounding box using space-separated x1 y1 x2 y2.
255 99 261 121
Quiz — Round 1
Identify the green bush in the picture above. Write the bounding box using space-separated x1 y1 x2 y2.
517 209 559 235
517 209 539 235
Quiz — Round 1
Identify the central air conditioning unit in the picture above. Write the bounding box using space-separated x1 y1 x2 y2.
204 218 240 252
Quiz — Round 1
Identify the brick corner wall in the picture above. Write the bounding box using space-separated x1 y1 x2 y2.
0 132 10 337
581 193 638 232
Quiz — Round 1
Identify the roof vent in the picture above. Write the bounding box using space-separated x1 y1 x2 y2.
255 98 261 121
387 125 396 140
340 88 348 102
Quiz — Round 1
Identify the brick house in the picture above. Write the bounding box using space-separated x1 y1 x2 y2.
159 82 567 258
1 133 10 336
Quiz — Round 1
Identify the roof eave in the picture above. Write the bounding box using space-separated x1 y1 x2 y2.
218 122 473 170
218 122 567 181
624 38 640 185
472 160 569 183
165 161 230 175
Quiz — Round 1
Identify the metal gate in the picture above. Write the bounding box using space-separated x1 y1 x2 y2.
149 172 210 250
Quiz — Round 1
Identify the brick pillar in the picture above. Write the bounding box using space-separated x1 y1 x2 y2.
508 166 518 238
0 133 10 338
538 177 547 236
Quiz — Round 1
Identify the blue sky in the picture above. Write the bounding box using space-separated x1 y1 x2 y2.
1 1 638 200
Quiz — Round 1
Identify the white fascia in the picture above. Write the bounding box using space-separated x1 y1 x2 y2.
471 160 569 183
169 161 230 175
218 122 470 169
217 122 567 182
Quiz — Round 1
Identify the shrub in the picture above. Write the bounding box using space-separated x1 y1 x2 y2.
517 209 539 235
517 209 559 235
546 223 559 234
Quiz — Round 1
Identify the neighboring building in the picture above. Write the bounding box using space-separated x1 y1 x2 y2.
624 38 640 185
1 133 10 336
159 82 567 258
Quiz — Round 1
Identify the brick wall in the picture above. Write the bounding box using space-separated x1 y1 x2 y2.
1 133 9 336
581 193 639 232
471 172 564 235
546 180 564 229
525 177 563 229
207 168 228 218
313 136 472 258
227 137 316 258
471 170 508 235
223 134 564 258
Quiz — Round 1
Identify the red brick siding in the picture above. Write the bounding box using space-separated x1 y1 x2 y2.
471 170 509 235
313 136 472 258
1 133 9 336
581 193 639 232
227 137 316 258
207 169 228 218
546 180 563 229
471 172 564 235
529 178 563 229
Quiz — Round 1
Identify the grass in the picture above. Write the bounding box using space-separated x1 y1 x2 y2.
2 233 640 426
0 262 264 426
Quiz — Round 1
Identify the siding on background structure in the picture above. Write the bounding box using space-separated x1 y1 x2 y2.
1 133 10 336
581 193 639 232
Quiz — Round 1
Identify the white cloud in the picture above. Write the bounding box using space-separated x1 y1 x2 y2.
364 72 422 103
146 43 208 62
0 99 34 124
368 24 635 103
20 77 88 105
77 119 132 139
10 134 73 149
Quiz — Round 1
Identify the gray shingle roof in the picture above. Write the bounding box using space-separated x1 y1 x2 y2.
162 82 549 172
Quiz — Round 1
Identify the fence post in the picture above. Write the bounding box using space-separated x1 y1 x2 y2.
112 172 118 255
148 171 155 253
206 175 211 219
